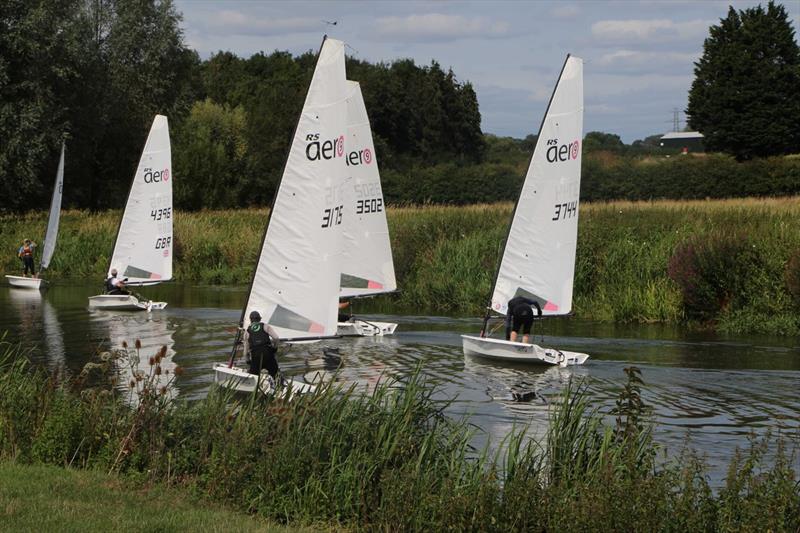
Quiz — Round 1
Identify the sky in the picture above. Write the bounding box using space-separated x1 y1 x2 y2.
174 0 800 143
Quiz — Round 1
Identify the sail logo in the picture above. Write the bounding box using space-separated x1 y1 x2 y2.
346 147 373 167
144 167 169 183
545 139 580 163
305 133 346 161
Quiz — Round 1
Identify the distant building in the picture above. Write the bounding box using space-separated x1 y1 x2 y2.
659 131 705 153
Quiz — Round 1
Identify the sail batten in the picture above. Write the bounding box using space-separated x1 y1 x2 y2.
340 81 397 298
108 115 173 284
490 56 584 317
40 142 65 270
242 38 349 340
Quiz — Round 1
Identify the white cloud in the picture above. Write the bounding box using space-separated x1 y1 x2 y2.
551 5 580 19
591 18 710 44
371 13 510 42
596 49 699 73
206 10 320 36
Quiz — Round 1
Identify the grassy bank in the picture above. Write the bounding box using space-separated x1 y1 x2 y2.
2 198 799 333
0 462 286 532
1 341 798 531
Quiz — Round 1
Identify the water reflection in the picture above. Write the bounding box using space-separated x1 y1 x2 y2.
90 310 177 401
7 288 66 375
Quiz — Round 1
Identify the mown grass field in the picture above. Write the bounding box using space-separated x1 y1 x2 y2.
2 198 799 333
0 462 292 532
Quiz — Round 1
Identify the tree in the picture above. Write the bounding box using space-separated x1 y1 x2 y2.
687 1 800 160
173 99 248 209
583 131 625 152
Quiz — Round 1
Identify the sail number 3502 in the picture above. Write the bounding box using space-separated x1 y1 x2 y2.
322 205 343 228
356 198 383 214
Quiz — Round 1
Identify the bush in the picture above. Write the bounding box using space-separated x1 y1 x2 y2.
668 232 764 320
785 250 800 308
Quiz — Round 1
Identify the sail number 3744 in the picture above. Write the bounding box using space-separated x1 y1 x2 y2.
552 201 578 221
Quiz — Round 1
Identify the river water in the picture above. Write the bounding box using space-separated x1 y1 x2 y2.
2 283 799 482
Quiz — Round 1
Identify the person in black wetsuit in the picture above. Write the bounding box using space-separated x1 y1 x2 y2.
105 269 129 295
505 296 542 343
246 310 281 378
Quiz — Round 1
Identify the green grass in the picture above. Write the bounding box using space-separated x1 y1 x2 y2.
1 340 799 531
3 197 799 333
0 462 293 532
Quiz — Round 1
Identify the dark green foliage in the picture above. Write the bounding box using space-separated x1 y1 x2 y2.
667 232 764 320
584 131 625 152
687 1 800 160
785 249 800 308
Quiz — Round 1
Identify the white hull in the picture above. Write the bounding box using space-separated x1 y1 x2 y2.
337 319 397 337
5 275 45 290
88 294 167 311
461 335 589 367
213 363 316 396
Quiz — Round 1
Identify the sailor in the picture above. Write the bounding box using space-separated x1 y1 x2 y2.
17 239 37 278
337 299 352 322
505 296 542 343
246 311 281 378
105 268 129 295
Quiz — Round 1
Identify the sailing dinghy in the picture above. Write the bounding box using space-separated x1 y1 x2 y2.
6 142 65 290
337 80 398 337
88 115 172 311
461 55 589 367
213 37 350 395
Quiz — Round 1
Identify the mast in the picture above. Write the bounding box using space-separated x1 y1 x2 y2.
40 142 65 272
480 54 573 336
236 36 329 332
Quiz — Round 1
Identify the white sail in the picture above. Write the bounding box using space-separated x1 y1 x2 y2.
40 142 65 270
243 38 348 339
340 81 397 298
109 115 172 284
490 56 583 316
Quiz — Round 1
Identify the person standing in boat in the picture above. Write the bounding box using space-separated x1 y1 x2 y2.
505 296 542 343
17 239 37 278
105 268 129 295
246 311 281 378
338 299 352 322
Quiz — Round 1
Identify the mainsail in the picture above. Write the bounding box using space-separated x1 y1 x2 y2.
490 55 583 317
242 37 349 340
340 81 397 297
40 142 65 271
108 115 173 284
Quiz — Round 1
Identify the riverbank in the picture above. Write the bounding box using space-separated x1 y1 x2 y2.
1 342 798 531
0 462 287 532
2 198 799 334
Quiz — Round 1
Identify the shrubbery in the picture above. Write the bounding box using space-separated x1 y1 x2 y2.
1 342 799 531
667 232 763 320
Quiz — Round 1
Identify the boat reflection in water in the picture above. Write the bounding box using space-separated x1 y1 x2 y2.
91 311 177 403
7 288 66 376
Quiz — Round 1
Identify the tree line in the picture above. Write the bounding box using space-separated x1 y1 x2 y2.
1 0 797 213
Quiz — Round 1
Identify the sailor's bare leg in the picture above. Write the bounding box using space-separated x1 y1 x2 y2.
522 334 530 344
510 331 518 342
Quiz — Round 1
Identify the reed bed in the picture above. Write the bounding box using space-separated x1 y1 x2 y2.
0 340 798 531
2 198 799 333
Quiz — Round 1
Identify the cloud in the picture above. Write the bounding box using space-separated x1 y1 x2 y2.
371 13 510 42
591 18 710 44
595 49 699 74
551 5 580 19
205 10 320 36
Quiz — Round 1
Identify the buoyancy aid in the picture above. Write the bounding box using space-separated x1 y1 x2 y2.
19 245 33 258
247 322 274 351
105 276 117 293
